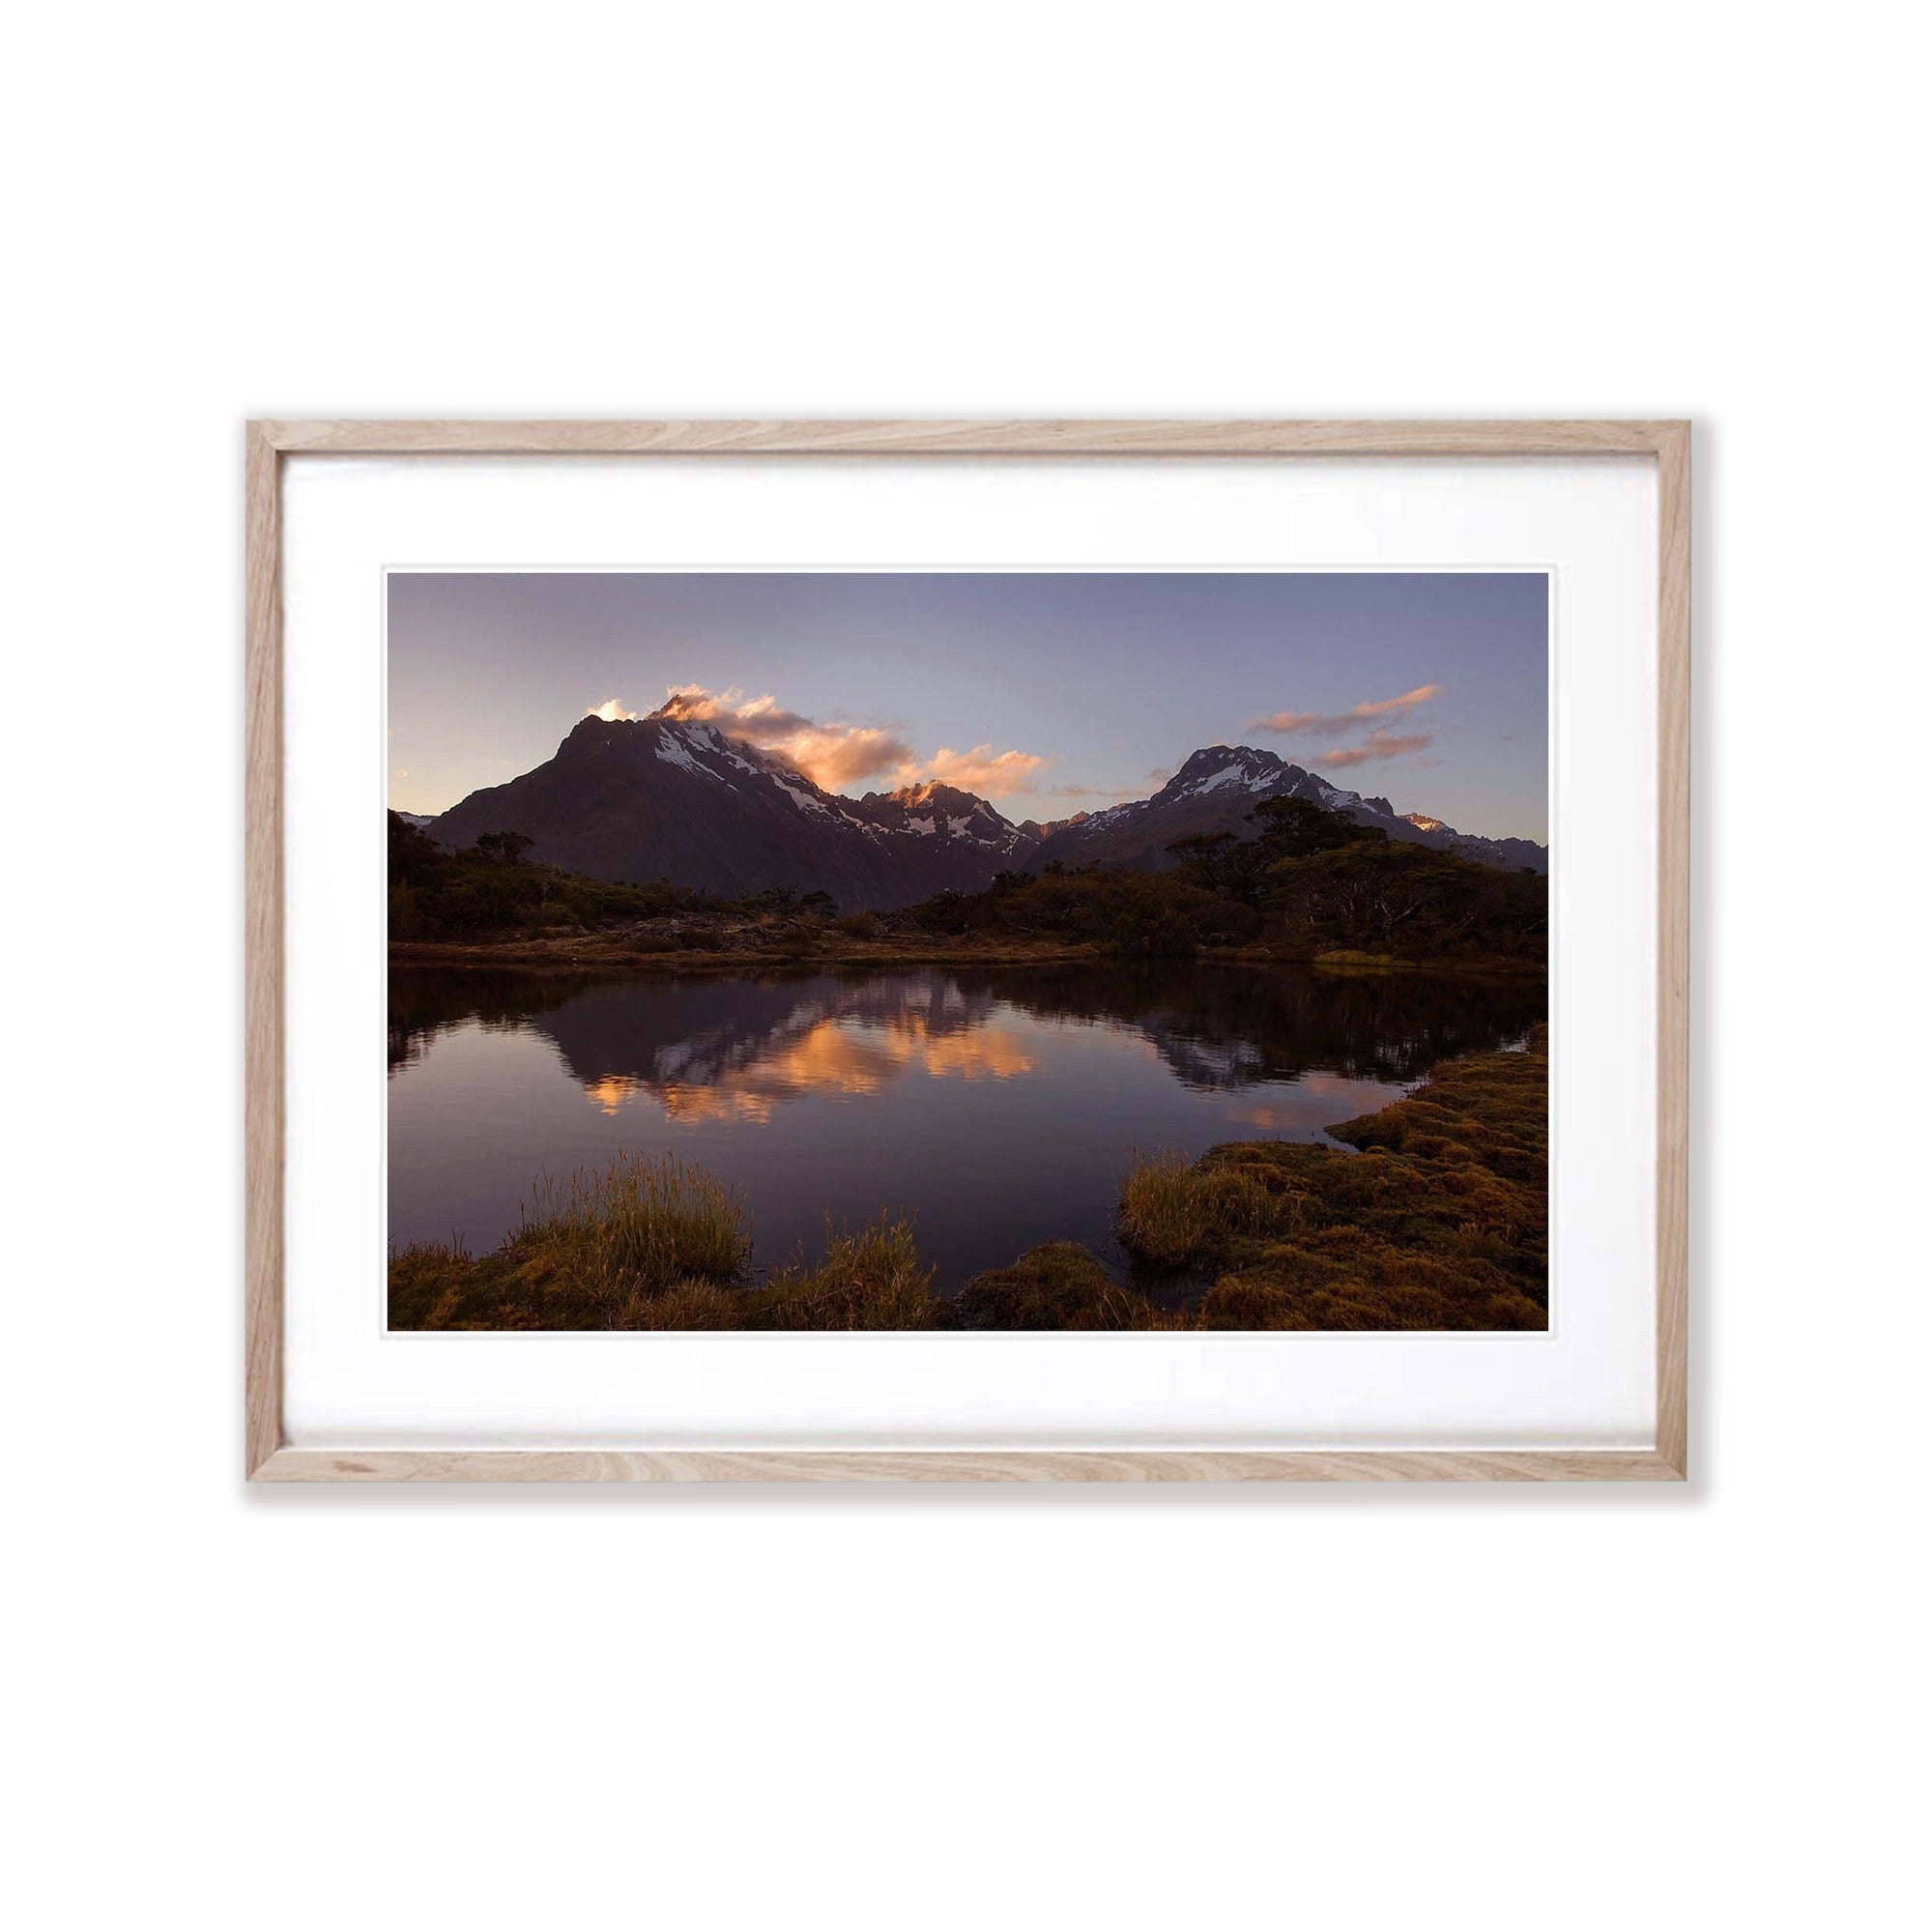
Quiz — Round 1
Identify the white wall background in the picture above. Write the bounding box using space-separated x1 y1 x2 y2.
6 6 1924 1929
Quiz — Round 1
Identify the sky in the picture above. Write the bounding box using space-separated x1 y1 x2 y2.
388 571 1549 841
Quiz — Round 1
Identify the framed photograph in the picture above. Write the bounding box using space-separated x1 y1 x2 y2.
246 419 1688 1482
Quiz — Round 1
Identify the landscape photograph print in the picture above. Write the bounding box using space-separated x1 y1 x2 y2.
388 570 1549 1333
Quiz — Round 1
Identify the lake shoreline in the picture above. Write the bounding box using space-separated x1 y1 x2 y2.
389 935 1546 980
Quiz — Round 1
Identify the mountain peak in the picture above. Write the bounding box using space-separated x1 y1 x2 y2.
882 779 998 815
1155 744 1299 802
844 780 1019 849
649 692 713 723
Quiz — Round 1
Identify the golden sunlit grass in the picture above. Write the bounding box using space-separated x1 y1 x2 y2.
524 1152 750 1292
1115 1156 1281 1269
389 1030 1548 1332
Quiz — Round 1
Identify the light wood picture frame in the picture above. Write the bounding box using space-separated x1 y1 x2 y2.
245 418 1689 1483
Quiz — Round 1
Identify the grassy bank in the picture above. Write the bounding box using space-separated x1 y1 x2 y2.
1114 1025 1546 1329
391 1028 1548 1333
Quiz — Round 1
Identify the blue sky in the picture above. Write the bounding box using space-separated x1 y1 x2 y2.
388 571 1548 840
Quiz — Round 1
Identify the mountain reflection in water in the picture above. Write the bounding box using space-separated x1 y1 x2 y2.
389 964 1545 1287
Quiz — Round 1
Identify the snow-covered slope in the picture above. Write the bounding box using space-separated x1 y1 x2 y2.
1032 746 1546 874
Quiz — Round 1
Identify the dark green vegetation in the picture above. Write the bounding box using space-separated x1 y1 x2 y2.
908 799 1545 964
390 799 1545 970
389 811 833 940
390 1027 1548 1332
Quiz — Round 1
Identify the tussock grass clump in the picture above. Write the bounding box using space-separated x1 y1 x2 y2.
389 1151 748 1329
518 1152 750 1302
945 1243 1178 1330
1116 1156 1218 1268
1115 1155 1289 1269
741 1216 938 1330
1114 1028 1548 1331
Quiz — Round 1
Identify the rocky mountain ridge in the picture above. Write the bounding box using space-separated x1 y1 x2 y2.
423 712 1545 908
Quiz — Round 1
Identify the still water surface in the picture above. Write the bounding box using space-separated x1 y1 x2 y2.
389 964 1543 1287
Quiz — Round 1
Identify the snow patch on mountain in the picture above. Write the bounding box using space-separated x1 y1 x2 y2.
773 776 829 815
1192 764 1247 793
653 729 719 778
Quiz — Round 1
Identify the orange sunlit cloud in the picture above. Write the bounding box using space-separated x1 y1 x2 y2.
918 743 1047 798
1316 728 1433 768
659 684 914 790
587 685 1046 799
1249 684 1442 737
